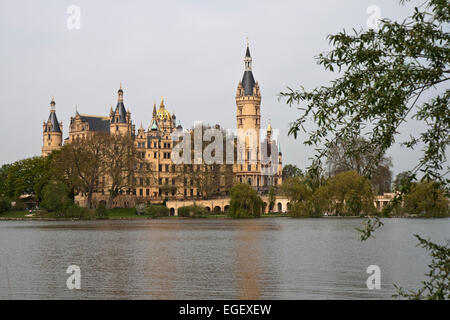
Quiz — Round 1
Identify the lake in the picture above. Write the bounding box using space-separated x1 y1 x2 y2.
0 218 448 299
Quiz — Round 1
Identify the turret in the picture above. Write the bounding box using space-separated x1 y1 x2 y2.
110 84 133 135
42 97 63 157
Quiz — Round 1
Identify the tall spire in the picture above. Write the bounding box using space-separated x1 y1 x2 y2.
244 38 252 71
160 96 165 108
241 39 256 96
47 98 61 133
115 85 127 123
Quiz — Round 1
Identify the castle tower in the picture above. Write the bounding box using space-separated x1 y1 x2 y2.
42 97 63 157
234 42 262 187
110 84 133 136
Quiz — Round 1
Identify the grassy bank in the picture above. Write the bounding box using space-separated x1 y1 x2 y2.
0 209 294 220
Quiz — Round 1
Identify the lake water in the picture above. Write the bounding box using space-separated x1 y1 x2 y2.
0 218 448 300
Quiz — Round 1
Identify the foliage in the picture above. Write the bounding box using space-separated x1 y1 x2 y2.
47 203 90 219
178 205 208 218
282 164 303 180
280 0 449 189
282 171 375 217
0 197 11 213
174 124 235 199
40 181 72 213
229 183 262 218
1 156 52 201
356 217 384 241
326 137 393 195
268 186 276 212
103 134 138 208
393 235 449 300
393 171 414 192
135 203 147 215
52 134 109 208
144 204 169 218
403 181 449 217
95 203 109 219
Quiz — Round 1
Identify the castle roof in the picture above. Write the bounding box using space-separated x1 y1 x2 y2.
80 115 110 132
242 71 255 96
46 111 61 133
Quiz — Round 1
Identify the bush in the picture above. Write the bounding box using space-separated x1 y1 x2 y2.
12 200 25 211
229 184 262 218
95 203 109 219
403 182 449 217
135 203 146 215
64 203 90 219
41 181 72 213
0 197 11 213
178 205 208 218
145 204 169 218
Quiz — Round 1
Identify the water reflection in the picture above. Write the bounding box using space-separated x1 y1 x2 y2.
0 218 448 299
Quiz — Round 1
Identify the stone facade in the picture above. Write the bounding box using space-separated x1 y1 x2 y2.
42 44 283 207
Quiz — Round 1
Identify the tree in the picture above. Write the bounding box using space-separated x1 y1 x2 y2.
175 124 234 199
281 0 449 188
282 164 303 180
102 134 138 208
2 157 52 201
326 137 393 195
394 235 449 300
326 171 375 216
0 197 10 213
393 171 414 192
41 181 72 213
52 134 108 208
229 183 263 218
280 0 449 298
403 181 448 217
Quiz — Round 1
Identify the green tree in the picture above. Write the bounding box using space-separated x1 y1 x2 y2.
103 134 138 208
52 134 108 208
326 171 375 216
280 0 449 298
40 181 72 213
281 0 449 187
3 156 52 201
229 183 263 218
0 197 11 213
394 235 449 300
326 137 393 195
282 164 303 180
403 182 449 217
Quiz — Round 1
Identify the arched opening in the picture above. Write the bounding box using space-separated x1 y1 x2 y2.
287 202 292 212
213 206 221 213
206 206 211 213
169 208 175 216
277 202 282 213
224 205 230 212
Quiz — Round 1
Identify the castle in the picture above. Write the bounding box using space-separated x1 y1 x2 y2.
42 44 283 208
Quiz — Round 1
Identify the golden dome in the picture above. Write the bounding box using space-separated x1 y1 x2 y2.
156 96 171 120
156 108 171 120
267 121 272 133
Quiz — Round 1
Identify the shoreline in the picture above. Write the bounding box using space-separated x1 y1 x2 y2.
0 214 445 222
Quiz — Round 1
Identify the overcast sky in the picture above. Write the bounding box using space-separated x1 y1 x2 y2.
0 0 446 176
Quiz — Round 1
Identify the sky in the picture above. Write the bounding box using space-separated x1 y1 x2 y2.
0 0 446 176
